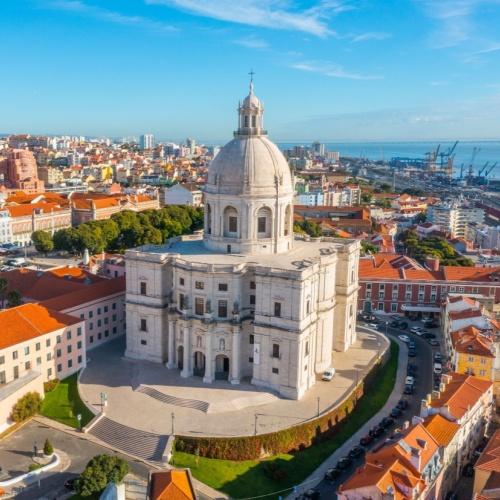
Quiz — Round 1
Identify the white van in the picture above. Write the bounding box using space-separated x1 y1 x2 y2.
433 363 442 375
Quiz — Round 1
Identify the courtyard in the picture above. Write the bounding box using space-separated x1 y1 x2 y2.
79 330 389 437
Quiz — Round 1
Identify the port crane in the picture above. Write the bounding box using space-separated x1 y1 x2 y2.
467 146 481 181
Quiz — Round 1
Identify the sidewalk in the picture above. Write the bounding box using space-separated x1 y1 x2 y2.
287 332 407 498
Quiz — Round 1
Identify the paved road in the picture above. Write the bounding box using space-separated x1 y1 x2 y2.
0 420 151 499
311 317 435 499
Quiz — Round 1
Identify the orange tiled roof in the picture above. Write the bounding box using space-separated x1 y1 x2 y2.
5 202 69 218
443 266 500 282
430 373 492 419
0 303 80 349
148 470 196 500
451 327 495 358
449 308 483 321
423 414 460 446
475 429 500 472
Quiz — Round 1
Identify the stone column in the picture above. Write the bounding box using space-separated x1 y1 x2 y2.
181 323 192 378
166 319 176 369
203 330 213 383
230 326 240 385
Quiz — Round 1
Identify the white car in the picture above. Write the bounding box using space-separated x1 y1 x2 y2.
433 363 442 374
410 326 423 333
413 330 424 337
405 376 415 386
398 335 411 343
322 369 335 381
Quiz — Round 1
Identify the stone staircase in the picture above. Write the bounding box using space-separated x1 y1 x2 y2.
89 416 168 464
136 385 210 413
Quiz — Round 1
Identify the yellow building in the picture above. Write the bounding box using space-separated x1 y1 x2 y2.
451 326 495 381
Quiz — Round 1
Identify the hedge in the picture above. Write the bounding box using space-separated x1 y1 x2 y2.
175 348 388 461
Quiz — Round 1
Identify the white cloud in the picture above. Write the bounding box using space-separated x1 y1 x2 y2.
474 42 500 54
48 0 177 33
351 31 391 43
145 0 346 37
290 60 383 80
234 36 268 50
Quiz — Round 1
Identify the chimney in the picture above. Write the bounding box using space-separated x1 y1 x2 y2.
425 256 440 271
442 374 452 385
403 420 410 430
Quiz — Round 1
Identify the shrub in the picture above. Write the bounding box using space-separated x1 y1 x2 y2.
43 379 60 393
43 438 54 455
10 392 42 423
75 454 130 497
28 463 43 472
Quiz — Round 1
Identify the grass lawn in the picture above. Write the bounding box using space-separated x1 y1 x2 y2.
41 373 95 428
172 341 399 499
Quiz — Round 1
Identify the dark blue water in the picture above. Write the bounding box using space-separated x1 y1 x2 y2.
277 141 500 178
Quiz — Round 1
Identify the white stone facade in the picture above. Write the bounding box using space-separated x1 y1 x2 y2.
125 82 360 399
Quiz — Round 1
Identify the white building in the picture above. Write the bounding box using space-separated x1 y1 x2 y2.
427 202 485 238
140 134 155 150
0 209 12 245
163 183 203 207
125 82 360 400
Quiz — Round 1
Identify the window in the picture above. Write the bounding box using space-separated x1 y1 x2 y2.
56 335 61 344
112 314 117 322
36 342 40 351
47 353 52 361
46 339 51 348
458 287 464 293
305 341 309 356
0 356 4 365
378 302 384 310
250 281 256 289
57 349 61 357
104 305 108 313
0 371 5 384
97 319 102 327
105 330 109 337
480 369 486 377
480 357 487 365
47 368 52 378
12 351 18 360
249 357 254 363
89 310 93 318
258 217 266 233
250 294 255 305
195 297 204 316
218 300 228 318
77 327 82 336
272 367 279 374
89 322 93 331
90 336 94 344
306 300 310 315
195 281 204 290
179 293 186 310
229 216 238 233
97 308 101 315
25 360 31 370
104 317 108 324
179 277 185 286
77 341 82 349
140 319 147 332
391 303 398 312
24 346 29 356
380 284 385 290
57 364 62 373
274 302 282 318
272 343 280 359
468 355 474 362
13 366 19 379
36 357 41 365
218 283 228 291
80 313 84 319
112 302 116 310
366 283 372 290
78 355 82 364
249 334 254 345
67 331 72 340
68 359 73 368
112 327 117 334
98 333 102 340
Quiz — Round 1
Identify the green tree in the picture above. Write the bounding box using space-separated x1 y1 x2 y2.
53 227 79 253
74 224 106 254
361 241 379 256
361 192 372 204
413 211 427 224
11 392 42 422
43 438 54 455
6 289 22 308
32 230 54 254
75 454 130 497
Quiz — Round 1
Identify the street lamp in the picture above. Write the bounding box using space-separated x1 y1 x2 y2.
171 412 175 435
77 413 82 431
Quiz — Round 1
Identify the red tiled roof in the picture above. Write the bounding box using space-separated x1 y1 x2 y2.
475 430 500 473
0 303 80 349
451 327 495 358
423 414 460 446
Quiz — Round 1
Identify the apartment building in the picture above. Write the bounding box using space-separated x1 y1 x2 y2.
428 202 485 238
473 429 500 499
0 303 86 431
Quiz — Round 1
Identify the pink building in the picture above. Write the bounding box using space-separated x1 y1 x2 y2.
0 303 86 431
0 149 44 193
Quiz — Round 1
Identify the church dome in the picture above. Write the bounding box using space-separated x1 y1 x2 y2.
205 81 293 197
206 135 293 196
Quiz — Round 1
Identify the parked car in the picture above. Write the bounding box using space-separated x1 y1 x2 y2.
367 323 378 329
390 407 403 418
405 376 415 386
398 321 408 329
398 335 410 343
348 445 365 459
301 488 321 499
408 341 416 349
322 369 335 381
407 364 417 376
369 426 386 438
408 348 416 357
396 399 409 410
404 384 414 395
337 457 352 469
429 339 440 347
423 332 436 339
64 479 77 491
325 467 342 481
380 417 395 428
359 434 374 446
433 363 442 374
434 352 442 362
410 326 423 334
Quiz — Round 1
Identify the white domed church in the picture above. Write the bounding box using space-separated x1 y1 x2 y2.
125 82 360 399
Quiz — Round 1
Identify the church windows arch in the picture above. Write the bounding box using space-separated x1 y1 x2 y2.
284 204 292 236
256 206 272 238
223 206 239 237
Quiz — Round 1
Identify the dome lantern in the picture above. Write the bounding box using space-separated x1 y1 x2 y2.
235 72 265 137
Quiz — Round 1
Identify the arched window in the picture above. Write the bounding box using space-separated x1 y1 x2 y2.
284 204 292 236
244 115 249 127
257 206 272 238
206 204 212 235
223 206 238 237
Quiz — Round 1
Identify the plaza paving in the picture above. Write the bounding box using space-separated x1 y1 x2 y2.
80 331 389 437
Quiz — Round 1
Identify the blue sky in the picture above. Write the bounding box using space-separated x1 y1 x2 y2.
2 0 500 142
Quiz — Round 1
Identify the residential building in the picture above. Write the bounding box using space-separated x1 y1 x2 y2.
125 82 360 400
473 429 500 499
0 209 12 244
163 183 203 207
428 202 485 238
140 134 155 150
0 303 86 432
0 149 44 193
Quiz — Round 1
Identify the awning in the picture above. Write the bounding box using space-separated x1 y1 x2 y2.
401 305 441 313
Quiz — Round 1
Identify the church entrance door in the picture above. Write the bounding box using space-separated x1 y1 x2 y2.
177 346 184 370
193 351 206 377
215 355 229 380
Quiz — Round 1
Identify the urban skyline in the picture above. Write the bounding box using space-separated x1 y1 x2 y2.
2 0 500 140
